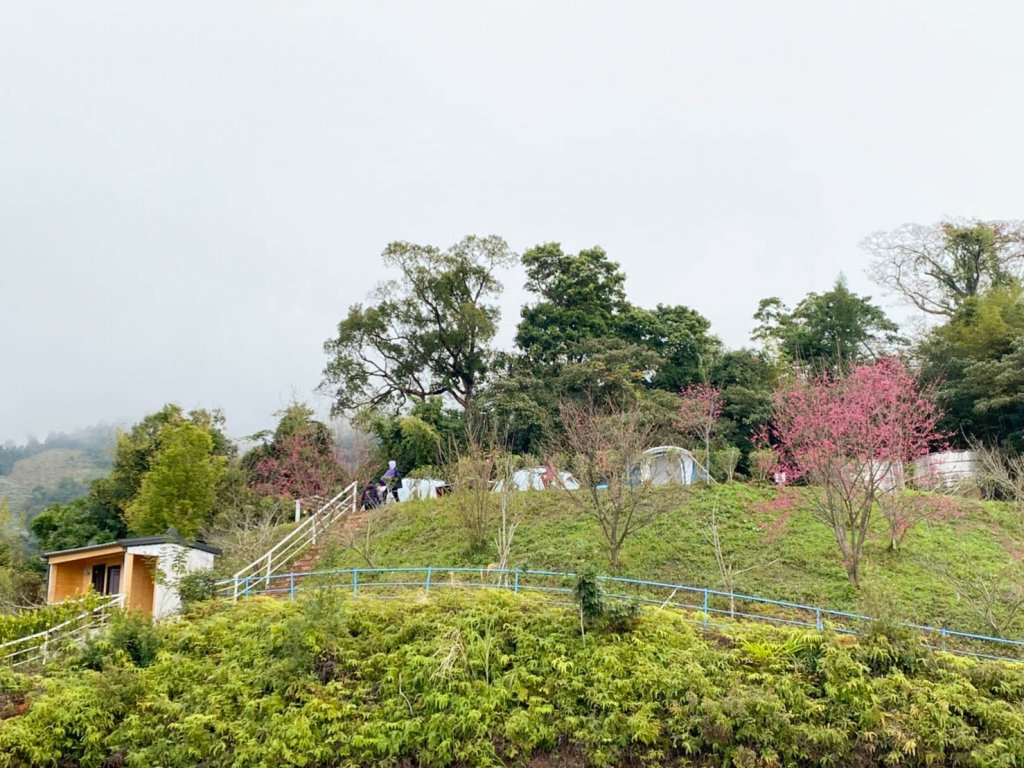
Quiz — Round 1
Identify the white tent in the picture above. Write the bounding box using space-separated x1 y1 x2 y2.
492 467 581 492
633 446 708 485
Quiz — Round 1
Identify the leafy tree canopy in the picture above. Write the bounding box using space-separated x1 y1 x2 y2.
322 235 516 414
865 218 1024 318
515 243 629 368
125 422 227 538
753 276 902 374
919 282 1024 449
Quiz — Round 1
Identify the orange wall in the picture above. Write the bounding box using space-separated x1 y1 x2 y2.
47 555 124 603
126 555 156 614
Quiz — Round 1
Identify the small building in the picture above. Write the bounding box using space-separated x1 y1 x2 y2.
44 535 220 619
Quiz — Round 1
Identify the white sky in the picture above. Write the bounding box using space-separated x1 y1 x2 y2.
2 1 1022 442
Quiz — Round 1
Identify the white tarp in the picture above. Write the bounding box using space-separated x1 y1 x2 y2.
492 467 581 492
396 478 449 502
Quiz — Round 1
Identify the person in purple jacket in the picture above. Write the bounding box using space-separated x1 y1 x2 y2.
380 460 400 502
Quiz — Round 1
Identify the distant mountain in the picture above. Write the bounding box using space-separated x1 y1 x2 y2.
0 425 116 524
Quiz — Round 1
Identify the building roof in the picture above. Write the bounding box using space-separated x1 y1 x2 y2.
44 535 221 560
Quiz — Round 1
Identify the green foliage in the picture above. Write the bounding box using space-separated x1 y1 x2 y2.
865 218 1024 318
79 611 162 670
574 569 604 624
919 283 1024 450
29 496 126 554
175 569 217 611
0 500 44 610
713 445 742 482
322 235 516 414
2 592 1023 767
515 243 630 368
125 422 227 538
754 275 903 373
708 348 778 463
0 593 107 645
360 398 461 479
574 569 640 634
29 405 232 555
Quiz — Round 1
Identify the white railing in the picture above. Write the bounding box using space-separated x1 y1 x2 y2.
228 482 358 600
0 593 125 668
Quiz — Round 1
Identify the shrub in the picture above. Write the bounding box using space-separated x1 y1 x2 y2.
79 611 162 669
176 568 217 611
714 446 741 482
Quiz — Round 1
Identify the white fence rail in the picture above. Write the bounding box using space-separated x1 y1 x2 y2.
226 482 358 600
0 594 125 668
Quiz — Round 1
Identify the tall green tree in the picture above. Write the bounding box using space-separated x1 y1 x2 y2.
619 304 721 391
322 235 515 414
515 244 630 368
865 219 1024 318
707 349 779 461
753 276 902 374
125 422 227 538
918 282 1024 449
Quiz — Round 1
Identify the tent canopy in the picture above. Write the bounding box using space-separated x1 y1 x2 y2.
632 446 708 485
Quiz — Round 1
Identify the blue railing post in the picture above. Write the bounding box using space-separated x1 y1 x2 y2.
513 570 520 593
353 569 359 598
245 576 251 598
702 589 709 627
940 628 947 652
289 572 296 600
425 566 432 596
815 607 823 632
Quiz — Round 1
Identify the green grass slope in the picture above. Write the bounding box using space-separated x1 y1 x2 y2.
2 592 1023 767
317 484 1024 638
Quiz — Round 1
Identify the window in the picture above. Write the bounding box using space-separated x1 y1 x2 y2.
91 563 123 595
91 564 106 594
106 565 121 595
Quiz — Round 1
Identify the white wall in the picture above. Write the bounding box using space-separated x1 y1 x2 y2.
123 543 216 620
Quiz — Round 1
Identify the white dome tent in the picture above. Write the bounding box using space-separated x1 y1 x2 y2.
633 446 709 485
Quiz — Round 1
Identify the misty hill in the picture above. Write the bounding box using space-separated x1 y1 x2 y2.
0 426 116 522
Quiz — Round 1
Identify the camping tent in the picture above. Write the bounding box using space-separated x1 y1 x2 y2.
492 467 581 492
633 446 708 485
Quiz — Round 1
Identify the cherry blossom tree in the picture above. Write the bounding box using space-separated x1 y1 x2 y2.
249 431 344 503
765 358 944 585
675 384 722 483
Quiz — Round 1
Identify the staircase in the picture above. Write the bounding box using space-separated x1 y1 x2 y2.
227 482 359 599
289 504 375 575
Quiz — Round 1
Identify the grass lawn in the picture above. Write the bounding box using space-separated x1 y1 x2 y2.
316 483 1024 638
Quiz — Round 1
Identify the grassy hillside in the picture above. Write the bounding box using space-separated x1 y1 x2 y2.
0 449 109 523
316 484 1024 638
2 592 1023 767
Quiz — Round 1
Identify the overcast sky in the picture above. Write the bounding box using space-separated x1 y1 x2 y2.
2 1 1022 443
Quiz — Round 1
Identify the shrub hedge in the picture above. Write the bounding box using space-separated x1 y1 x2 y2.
1 591 1023 767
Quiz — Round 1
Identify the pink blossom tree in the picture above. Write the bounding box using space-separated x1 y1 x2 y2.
250 431 344 503
675 384 723 483
766 358 944 585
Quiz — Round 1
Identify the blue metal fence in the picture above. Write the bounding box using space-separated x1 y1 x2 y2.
215 566 1024 664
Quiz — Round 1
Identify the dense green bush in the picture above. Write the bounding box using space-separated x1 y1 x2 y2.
0 592 107 646
1 591 1023 767
78 611 162 670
